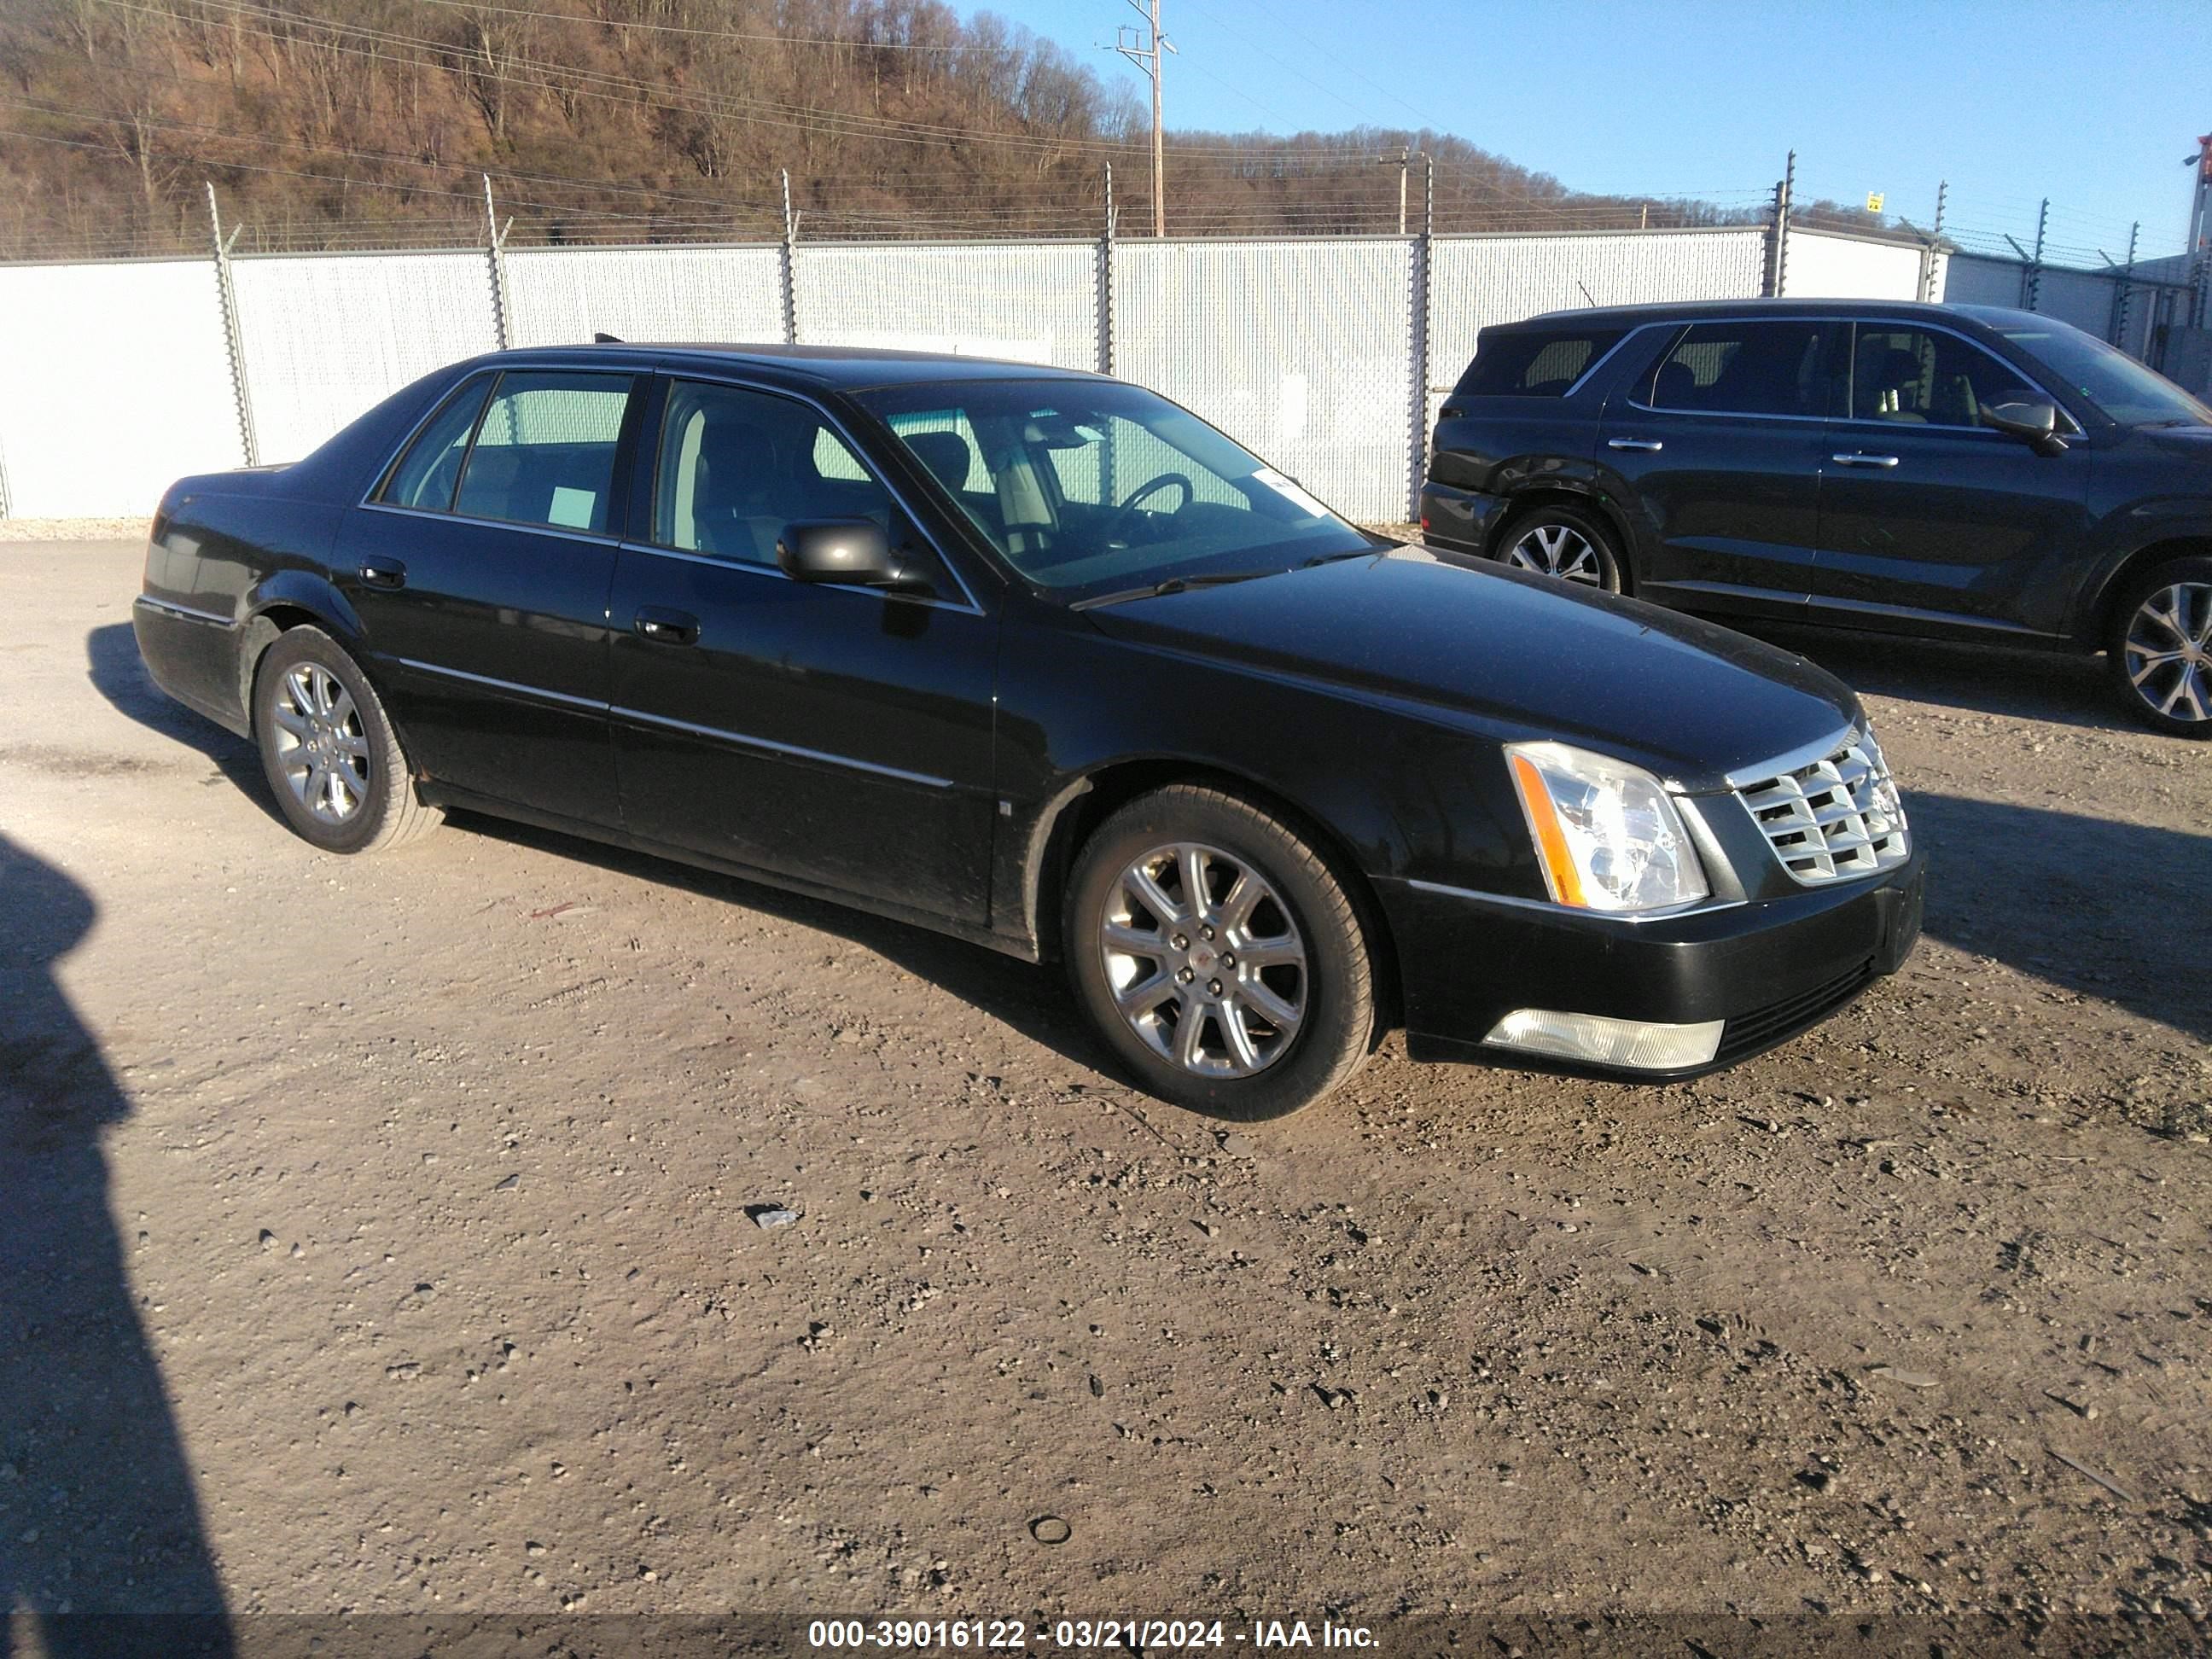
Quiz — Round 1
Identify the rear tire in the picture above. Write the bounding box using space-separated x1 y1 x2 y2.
1064 785 1377 1120
252 626 444 853
2107 556 2212 738
1493 503 1624 593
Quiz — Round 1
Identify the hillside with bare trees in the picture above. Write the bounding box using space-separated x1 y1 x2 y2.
0 0 1779 259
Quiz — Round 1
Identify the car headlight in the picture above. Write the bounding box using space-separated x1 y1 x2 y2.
1506 741 1709 913
1855 716 1908 823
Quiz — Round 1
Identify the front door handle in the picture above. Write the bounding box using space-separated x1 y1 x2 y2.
358 559 407 590
1831 452 1901 469
633 607 701 646
1606 438 1664 452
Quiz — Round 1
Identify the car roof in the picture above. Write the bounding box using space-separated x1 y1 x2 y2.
478 341 1103 390
1505 297 2013 331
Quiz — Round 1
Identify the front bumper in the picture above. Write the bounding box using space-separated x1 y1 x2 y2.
1417 481 1509 556
1379 848 1926 1080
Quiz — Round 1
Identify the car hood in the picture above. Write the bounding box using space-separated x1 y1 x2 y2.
2140 422 2212 457
1082 548 1861 791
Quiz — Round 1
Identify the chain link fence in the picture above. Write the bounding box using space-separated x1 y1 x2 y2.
0 218 2199 521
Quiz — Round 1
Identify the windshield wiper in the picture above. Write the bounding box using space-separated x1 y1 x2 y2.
1298 549 1375 568
1071 568 1285 609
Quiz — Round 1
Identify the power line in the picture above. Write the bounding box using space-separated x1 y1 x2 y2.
410 0 1034 51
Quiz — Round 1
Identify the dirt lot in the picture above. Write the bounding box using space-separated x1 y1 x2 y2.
2 538 2209 1652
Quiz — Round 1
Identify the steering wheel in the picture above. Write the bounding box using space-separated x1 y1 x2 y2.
1105 472 1193 542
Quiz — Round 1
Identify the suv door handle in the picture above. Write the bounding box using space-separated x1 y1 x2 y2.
358 559 407 589
1606 438 1663 452
633 607 700 646
1831 452 1901 468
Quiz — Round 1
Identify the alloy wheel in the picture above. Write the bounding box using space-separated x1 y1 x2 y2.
1505 521 1604 585
1098 841 1307 1079
2122 581 2212 725
271 663 371 823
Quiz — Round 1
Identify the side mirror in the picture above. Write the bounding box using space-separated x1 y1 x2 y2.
777 518 928 591
1982 399 2069 457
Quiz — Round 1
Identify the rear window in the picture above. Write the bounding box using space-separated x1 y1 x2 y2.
1455 329 1627 398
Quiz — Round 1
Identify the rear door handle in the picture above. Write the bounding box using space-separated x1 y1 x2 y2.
1606 438 1663 452
633 607 700 646
358 559 407 589
1831 452 1901 468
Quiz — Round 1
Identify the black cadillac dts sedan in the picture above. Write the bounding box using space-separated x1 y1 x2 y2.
134 344 1924 1118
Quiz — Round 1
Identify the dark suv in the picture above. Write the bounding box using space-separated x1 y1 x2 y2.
1420 299 2212 736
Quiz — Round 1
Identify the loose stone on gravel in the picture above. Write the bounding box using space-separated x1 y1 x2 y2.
1871 1366 1940 1389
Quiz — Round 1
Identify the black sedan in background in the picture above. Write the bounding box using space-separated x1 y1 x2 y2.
135 345 1923 1118
1420 300 2212 736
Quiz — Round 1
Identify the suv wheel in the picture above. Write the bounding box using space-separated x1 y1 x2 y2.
253 626 445 851
1495 504 1623 592
1064 785 1377 1120
2110 556 2212 738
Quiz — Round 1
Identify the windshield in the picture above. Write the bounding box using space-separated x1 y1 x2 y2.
1987 317 2212 428
853 378 1373 601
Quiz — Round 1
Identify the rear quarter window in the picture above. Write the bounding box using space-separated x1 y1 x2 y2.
1455 329 1627 399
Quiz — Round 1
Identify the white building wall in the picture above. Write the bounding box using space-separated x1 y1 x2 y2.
0 260 244 519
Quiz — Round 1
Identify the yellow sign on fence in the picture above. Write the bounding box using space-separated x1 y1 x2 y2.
1866 192 1886 214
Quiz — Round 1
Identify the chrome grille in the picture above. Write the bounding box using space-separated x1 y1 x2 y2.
1737 726 1910 886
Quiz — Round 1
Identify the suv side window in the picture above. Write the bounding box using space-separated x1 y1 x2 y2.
1848 323 2041 429
654 381 894 567
377 374 492 511
451 371 634 534
1646 320 1838 419
1458 328 1627 398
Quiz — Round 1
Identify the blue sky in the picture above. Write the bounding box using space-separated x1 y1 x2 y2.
982 0 2210 263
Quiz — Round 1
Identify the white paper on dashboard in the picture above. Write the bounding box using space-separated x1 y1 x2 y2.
1250 467 1329 519
547 486 597 529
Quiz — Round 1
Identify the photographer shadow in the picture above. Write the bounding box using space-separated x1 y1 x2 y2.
0 835 232 1657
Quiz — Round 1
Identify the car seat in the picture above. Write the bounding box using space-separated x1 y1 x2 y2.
1653 359 1698 409
1861 345 1930 422
905 430 975 495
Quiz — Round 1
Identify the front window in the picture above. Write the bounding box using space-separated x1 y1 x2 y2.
854 380 1372 601
1848 324 2040 428
652 379 891 566
1976 315 2212 429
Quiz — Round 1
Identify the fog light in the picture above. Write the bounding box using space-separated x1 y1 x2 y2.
1481 1008 1723 1070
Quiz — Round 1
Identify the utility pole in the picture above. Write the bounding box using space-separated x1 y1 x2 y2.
2025 197 2048 311
1115 0 1173 236
1372 146 1412 235
2110 220 2139 349
206 181 258 468
1914 179 1948 303
2187 133 2212 265
1765 150 1794 298
779 167 800 345
2186 133 2211 327
480 172 512 351
1098 163 1116 378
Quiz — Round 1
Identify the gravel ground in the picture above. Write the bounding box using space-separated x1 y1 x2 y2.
1 539 2207 1652
0 515 151 544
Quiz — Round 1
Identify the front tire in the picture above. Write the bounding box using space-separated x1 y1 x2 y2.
252 626 443 852
2108 556 2212 738
1494 503 1624 593
1064 785 1377 1120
